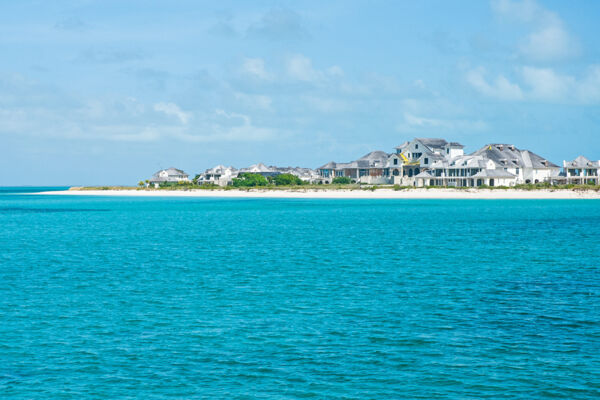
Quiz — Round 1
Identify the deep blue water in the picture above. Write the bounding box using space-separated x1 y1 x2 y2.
1 188 599 399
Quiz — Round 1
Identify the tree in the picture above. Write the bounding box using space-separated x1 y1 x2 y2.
232 173 269 187
138 181 145 187
332 176 352 184
273 173 303 186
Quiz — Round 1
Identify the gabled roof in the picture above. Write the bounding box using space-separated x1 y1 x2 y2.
416 138 448 150
471 144 559 169
564 155 597 168
153 167 188 177
317 161 337 170
358 150 389 161
414 170 434 178
394 141 410 150
241 163 273 173
472 169 516 178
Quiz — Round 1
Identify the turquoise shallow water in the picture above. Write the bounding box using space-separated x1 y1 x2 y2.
1 188 599 399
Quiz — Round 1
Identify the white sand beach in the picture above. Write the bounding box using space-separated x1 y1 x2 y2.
36 188 600 199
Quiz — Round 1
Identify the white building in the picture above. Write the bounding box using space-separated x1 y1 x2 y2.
197 165 238 186
391 138 465 185
562 156 600 185
148 167 189 187
317 151 390 184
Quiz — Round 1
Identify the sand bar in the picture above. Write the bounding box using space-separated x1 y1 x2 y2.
34 188 600 199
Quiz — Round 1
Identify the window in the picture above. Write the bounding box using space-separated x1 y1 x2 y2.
415 144 419 149
446 148 449 154
424 158 429 164
516 168 520 174
393 158 398 165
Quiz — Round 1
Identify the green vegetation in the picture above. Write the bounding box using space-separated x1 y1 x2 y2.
271 173 304 186
232 173 269 187
332 176 352 184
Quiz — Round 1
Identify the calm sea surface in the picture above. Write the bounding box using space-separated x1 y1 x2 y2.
1 188 599 399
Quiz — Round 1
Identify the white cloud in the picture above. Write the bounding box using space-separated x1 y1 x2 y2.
327 66 344 77
491 0 579 61
285 55 345 84
401 113 487 132
286 54 321 82
241 57 270 80
520 66 573 100
467 65 600 104
466 67 524 100
234 92 272 111
153 102 191 124
303 96 347 113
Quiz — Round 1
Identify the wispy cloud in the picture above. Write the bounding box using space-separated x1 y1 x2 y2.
467 65 600 104
241 58 271 80
246 8 309 41
234 92 272 111
76 48 145 64
285 54 343 83
154 102 191 124
491 0 579 61
466 67 524 100
54 16 88 32
399 113 488 132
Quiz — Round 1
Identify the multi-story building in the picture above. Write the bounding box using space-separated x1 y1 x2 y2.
562 156 600 185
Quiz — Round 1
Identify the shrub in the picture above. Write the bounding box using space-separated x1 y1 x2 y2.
273 173 303 186
232 173 269 187
332 176 352 184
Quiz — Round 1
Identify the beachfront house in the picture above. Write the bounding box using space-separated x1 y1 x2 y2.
391 138 464 185
562 156 600 185
197 165 238 186
317 151 390 184
412 143 560 187
148 167 190 187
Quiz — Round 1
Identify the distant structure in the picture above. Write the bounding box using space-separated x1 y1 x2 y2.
148 167 190 188
194 163 319 186
197 165 238 186
145 138 599 187
317 138 563 187
561 156 600 185
316 151 390 185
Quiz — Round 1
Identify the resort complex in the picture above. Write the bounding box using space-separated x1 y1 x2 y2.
147 138 600 188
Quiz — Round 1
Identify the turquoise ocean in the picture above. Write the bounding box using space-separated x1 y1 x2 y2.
1 187 599 399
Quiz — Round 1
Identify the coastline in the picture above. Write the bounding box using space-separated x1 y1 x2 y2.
34 188 600 199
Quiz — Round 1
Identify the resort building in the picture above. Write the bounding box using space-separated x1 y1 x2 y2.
317 151 390 184
195 163 319 185
413 144 560 187
391 138 464 185
148 167 190 187
197 165 238 186
561 156 600 185
316 138 561 187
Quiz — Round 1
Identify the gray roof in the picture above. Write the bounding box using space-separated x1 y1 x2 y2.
394 141 410 150
472 169 516 178
414 170 434 178
471 144 559 169
448 142 464 148
416 138 448 150
152 167 188 178
318 161 337 170
358 150 389 161
319 150 389 171
564 155 598 168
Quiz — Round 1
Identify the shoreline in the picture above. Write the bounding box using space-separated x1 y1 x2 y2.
34 188 600 199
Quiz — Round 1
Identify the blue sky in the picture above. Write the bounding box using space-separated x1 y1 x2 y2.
1 0 599 185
